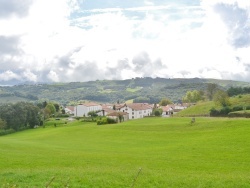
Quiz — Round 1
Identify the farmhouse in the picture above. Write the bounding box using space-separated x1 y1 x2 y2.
74 103 102 117
98 106 116 116
118 103 153 119
161 105 174 117
65 106 74 115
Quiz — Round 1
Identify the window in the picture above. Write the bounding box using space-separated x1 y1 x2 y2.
132 112 134 115
132 116 134 119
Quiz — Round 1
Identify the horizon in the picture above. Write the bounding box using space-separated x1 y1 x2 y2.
1 76 250 87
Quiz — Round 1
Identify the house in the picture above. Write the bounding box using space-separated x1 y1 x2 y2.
161 105 174 117
74 103 102 117
167 104 188 114
64 106 74 115
118 103 153 119
107 112 129 122
98 106 116 116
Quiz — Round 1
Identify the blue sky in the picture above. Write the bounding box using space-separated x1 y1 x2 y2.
0 0 250 85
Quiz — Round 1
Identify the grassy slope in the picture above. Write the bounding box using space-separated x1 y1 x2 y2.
1 118 250 187
230 94 250 106
176 101 215 117
177 94 250 117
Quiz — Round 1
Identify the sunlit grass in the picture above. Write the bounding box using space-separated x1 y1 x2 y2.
1 117 250 187
126 87 142 92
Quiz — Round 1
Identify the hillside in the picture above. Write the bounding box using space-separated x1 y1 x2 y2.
1 77 250 105
176 94 250 117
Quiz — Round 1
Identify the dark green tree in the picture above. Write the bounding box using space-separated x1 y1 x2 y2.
0 118 7 130
159 98 173 106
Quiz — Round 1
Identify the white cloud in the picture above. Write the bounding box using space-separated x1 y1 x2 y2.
0 70 20 81
1 0 250 84
47 70 59 82
22 70 37 82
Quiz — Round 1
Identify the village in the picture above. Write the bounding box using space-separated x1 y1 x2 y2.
64 102 189 122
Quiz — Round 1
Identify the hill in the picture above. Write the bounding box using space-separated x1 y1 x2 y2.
1 77 250 105
1 117 250 187
176 94 250 117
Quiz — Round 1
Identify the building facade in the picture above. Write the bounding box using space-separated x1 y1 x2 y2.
74 103 102 117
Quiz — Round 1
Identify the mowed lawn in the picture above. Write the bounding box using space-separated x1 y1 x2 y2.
0 117 250 187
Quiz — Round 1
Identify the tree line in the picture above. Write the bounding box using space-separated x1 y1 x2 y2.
0 101 62 135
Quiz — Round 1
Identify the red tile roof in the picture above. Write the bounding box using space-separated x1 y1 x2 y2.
125 103 152 111
78 103 100 107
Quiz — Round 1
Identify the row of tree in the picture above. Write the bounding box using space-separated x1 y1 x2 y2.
0 102 41 131
227 86 250 96
182 83 231 107
0 101 62 133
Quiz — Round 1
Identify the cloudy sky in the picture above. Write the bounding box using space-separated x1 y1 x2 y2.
0 0 250 85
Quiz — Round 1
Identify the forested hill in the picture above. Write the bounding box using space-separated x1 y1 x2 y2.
1 77 250 105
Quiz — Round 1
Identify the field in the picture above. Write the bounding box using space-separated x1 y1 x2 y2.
0 117 250 187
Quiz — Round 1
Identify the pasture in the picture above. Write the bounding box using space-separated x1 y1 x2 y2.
0 117 250 187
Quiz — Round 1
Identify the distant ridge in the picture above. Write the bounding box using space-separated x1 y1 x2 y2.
1 77 250 104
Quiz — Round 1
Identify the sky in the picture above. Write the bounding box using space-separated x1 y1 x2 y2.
0 0 250 85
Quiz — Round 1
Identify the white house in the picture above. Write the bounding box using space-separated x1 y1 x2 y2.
118 103 153 119
161 105 174 117
74 103 102 117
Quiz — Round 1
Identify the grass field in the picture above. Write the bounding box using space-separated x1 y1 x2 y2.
0 117 250 187
176 101 216 117
177 94 250 117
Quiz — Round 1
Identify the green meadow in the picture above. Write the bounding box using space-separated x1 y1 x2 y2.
1 117 250 187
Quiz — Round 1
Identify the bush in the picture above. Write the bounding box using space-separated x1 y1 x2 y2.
96 117 117 125
220 106 232 116
228 111 250 118
210 107 220 117
210 106 232 117
82 117 97 122
97 118 108 125
232 106 243 111
0 129 16 136
55 114 70 118
107 117 117 124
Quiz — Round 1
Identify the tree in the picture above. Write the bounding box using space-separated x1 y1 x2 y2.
0 102 42 130
87 111 98 117
45 103 56 117
0 118 6 130
213 90 231 107
182 90 204 103
159 98 172 106
53 103 60 112
207 83 218 101
153 108 163 116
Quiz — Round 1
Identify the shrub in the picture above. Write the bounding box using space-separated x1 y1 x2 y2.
96 117 117 125
228 111 250 118
220 106 232 116
55 114 70 118
0 129 16 136
210 106 232 117
107 118 117 124
232 106 243 111
97 118 108 125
